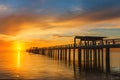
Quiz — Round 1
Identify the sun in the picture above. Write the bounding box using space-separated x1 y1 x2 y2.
13 40 25 51
15 41 22 51
17 45 21 50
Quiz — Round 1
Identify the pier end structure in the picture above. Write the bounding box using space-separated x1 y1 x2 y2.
74 36 108 71
74 36 107 47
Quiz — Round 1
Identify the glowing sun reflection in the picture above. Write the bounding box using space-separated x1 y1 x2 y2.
17 50 21 69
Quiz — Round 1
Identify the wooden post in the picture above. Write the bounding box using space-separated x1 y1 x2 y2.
101 48 104 72
94 48 97 70
58 48 59 60
49 49 50 57
63 48 65 60
48 49 50 56
87 49 90 70
106 48 110 73
73 37 76 63
52 49 53 58
69 45 71 62
78 47 81 69
86 48 89 70
90 49 92 70
98 48 101 70
60 48 62 60
50 49 51 57
65 48 67 61
84 48 86 69
73 46 76 63
52 49 54 58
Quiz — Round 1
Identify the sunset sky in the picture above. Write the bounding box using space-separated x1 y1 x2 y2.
0 0 120 51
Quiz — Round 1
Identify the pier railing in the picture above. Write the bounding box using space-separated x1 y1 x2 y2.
40 38 120 49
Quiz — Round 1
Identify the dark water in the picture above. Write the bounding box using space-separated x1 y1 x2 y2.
0 50 119 80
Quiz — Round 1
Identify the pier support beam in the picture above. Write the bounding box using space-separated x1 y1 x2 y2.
60 48 62 60
90 49 92 70
86 49 89 70
69 46 71 63
78 47 81 69
106 48 110 73
52 49 54 58
65 48 67 61
73 47 75 63
101 48 104 72
58 49 59 60
94 48 97 70
98 49 101 70
84 48 86 69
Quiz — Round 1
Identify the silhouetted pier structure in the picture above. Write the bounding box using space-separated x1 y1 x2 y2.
27 36 120 73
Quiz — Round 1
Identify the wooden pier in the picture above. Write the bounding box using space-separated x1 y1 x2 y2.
27 36 120 73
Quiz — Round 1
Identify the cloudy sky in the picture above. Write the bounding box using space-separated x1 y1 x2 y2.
0 0 120 50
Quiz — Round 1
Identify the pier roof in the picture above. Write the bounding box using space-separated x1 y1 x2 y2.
74 36 107 41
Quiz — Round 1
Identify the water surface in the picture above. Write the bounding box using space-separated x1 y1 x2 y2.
0 50 119 80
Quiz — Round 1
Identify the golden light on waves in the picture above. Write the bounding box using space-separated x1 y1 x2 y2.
17 50 21 69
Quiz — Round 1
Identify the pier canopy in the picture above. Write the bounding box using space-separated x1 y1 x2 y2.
74 36 107 46
74 36 106 41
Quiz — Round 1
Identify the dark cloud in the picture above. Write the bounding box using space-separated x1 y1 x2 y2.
52 0 120 23
79 0 120 11
85 7 120 21
55 6 120 23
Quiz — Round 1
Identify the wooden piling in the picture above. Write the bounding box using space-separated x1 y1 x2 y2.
86 48 89 70
84 48 86 69
58 48 59 60
60 48 62 60
106 48 110 73
73 47 75 62
98 48 101 69
101 48 104 72
94 48 97 70
90 49 92 70
69 46 71 62
65 48 67 61
78 47 81 69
